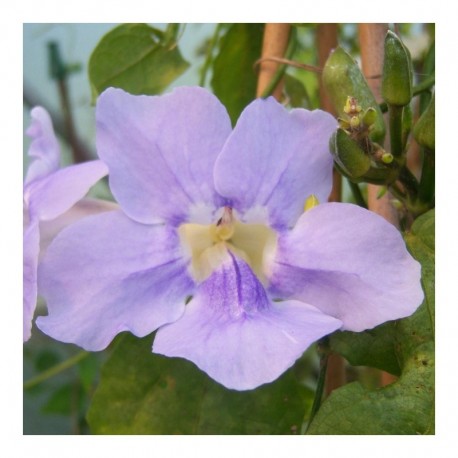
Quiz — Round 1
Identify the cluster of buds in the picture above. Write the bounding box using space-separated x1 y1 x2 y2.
338 96 393 165
330 96 398 184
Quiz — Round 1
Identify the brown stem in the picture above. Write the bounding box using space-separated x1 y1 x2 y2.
359 24 400 387
381 371 398 386
358 23 400 228
57 78 88 164
317 24 345 393
23 84 94 162
325 352 346 396
317 24 341 204
358 24 386 104
317 24 338 113
256 23 291 100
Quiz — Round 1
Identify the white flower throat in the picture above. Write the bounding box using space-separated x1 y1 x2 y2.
178 206 278 284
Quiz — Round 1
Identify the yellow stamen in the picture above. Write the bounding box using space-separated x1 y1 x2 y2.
304 194 320 211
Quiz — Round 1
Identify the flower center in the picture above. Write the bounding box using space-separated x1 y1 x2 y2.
178 206 277 284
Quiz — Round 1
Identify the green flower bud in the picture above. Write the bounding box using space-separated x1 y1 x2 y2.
343 96 353 114
382 30 413 106
414 92 435 150
382 152 394 164
322 47 386 143
362 107 377 127
330 129 371 178
343 96 362 115
350 116 360 129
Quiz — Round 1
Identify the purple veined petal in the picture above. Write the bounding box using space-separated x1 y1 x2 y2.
23 220 40 342
96 87 232 226
36 211 195 351
25 160 108 221
25 107 60 185
154 252 341 391
214 97 337 229
269 202 424 332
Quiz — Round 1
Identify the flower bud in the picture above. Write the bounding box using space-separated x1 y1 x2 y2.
323 47 386 143
414 92 435 150
330 129 371 178
350 116 360 129
382 152 394 164
343 96 362 115
382 30 413 107
362 107 377 127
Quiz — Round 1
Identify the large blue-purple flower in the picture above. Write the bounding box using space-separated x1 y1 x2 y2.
36 87 423 390
23 107 111 341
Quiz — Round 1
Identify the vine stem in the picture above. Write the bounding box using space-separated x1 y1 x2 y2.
413 73 435 97
389 104 404 158
348 180 368 208
418 147 435 204
23 351 89 390
48 42 89 164
304 339 330 433
199 24 223 87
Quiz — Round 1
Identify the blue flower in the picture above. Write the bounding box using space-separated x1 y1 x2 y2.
36 87 423 390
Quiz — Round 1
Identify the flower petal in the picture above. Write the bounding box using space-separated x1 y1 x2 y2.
214 97 336 229
25 107 60 185
96 87 232 225
25 160 108 221
36 211 195 351
154 253 341 390
38 198 119 258
269 203 424 331
23 198 117 342
23 220 40 341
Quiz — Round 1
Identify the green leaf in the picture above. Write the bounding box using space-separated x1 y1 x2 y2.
87 333 307 434
307 210 434 434
211 23 264 125
404 209 435 336
330 321 401 376
88 23 189 101
78 353 102 394
42 384 74 415
42 382 86 417
283 74 311 108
